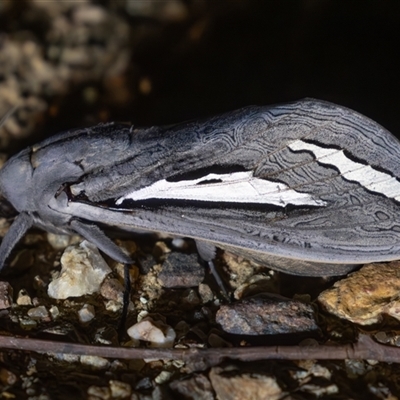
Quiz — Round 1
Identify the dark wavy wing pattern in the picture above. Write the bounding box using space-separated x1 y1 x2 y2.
65 99 400 266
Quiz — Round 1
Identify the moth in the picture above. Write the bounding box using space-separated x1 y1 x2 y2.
1 98 400 276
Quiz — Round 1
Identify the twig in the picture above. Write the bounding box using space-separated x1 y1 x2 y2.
0 334 397 371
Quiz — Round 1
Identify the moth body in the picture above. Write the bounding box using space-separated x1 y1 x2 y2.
1 99 400 276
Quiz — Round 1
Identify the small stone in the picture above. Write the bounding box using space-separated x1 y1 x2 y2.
153 241 171 259
181 289 201 306
216 294 318 335
19 317 37 330
170 374 214 400
300 383 339 397
47 233 76 250
104 300 122 313
94 326 119 346
78 304 95 324
0 367 17 385
127 317 176 348
100 278 124 303
27 305 49 320
16 289 32 306
171 238 189 250
80 355 109 369
344 359 368 378
87 385 111 399
0 281 13 309
135 377 153 391
154 370 173 385
209 365 283 400
318 261 400 325
158 252 204 288
109 380 132 399
48 240 111 299
198 283 214 303
49 306 60 319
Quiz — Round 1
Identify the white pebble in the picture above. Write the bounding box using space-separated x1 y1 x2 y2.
46 233 72 250
78 304 95 323
27 306 49 320
48 241 111 299
49 306 60 319
127 317 176 348
80 355 109 369
16 289 32 306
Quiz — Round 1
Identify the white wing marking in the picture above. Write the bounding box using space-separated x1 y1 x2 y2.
289 139 400 201
116 171 326 207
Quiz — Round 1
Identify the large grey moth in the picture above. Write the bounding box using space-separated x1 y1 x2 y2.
1 98 399 276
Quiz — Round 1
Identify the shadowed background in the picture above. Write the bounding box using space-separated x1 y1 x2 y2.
1 0 400 151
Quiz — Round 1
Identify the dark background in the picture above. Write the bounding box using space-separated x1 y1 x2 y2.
129 0 400 134
2 0 400 145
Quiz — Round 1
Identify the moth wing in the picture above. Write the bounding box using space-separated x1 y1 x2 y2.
66 99 400 273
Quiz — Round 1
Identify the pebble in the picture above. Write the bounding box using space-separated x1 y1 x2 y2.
47 241 111 299
198 283 214 303
87 385 111 400
78 304 95 324
169 373 214 400
100 278 124 303
127 317 176 348
158 252 204 288
27 306 49 320
216 294 318 335
109 380 132 399
318 261 400 325
209 365 283 400
19 317 37 330
0 281 12 309
80 355 109 369
16 289 33 306
105 300 122 313
181 288 201 306
154 370 173 385
49 306 60 319
0 367 17 385
46 233 75 250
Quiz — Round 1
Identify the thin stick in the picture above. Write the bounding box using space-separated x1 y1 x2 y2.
0 334 397 371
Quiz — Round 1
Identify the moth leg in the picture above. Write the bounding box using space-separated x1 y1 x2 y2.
195 240 229 298
0 212 33 271
118 263 131 338
70 219 133 264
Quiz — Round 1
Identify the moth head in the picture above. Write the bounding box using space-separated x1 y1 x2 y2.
0 149 35 213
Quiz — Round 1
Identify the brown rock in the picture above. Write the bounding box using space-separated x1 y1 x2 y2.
216 294 318 335
158 252 204 288
318 261 400 325
169 373 214 400
209 365 283 400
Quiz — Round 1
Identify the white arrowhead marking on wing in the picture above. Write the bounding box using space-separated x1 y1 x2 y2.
116 171 326 207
